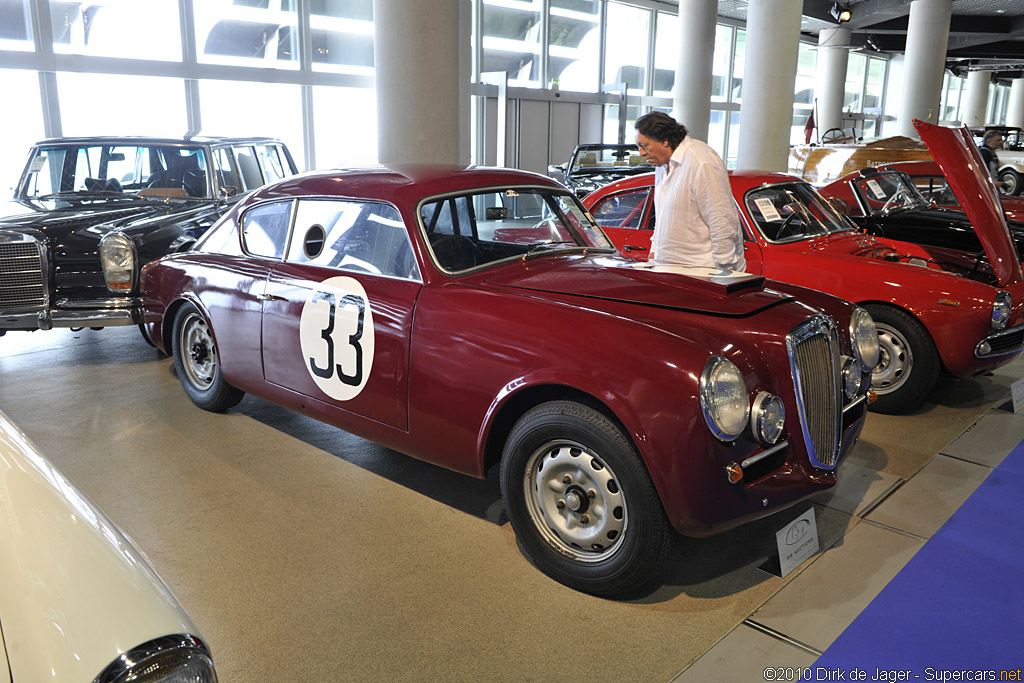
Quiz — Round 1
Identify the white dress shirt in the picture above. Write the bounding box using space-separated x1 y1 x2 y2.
652 136 746 272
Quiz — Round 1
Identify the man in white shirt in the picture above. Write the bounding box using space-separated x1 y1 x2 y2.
634 112 746 272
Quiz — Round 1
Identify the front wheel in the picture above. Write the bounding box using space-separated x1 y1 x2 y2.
172 303 244 412
863 304 939 415
500 401 672 596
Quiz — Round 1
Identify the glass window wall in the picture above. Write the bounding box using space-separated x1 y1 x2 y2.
194 0 299 69
50 0 182 60
548 0 600 92
481 0 542 87
57 72 187 137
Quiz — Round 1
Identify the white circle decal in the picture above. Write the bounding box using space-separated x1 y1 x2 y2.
299 276 375 401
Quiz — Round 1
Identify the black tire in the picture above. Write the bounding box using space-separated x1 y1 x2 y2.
171 303 244 412
998 168 1022 196
500 401 672 596
863 304 939 415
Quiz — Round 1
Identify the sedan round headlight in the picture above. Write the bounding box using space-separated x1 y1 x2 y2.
992 291 1011 330
842 357 863 400
750 391 785 445
99 231 136 292
850 307 879 371
700 356 749 441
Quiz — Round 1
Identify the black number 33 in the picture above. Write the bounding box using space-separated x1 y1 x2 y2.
308 290 365 387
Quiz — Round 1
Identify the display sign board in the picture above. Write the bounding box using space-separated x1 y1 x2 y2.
776 507 819 578
1013 377 1024 414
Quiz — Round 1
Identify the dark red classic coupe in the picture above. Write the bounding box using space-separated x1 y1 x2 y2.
584 122 1024 415
141 164 876 595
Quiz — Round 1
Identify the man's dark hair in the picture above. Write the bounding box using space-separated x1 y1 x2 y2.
635 112 688 149
983 129 1003 144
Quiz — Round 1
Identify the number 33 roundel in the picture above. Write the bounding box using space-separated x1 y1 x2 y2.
299 276 375 401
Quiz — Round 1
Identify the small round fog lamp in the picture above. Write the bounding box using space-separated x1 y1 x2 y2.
750 391 785 445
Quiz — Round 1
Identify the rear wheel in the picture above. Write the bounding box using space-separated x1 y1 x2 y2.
172 303 244 412
998 168 1022 196
500 401 672 596
863 304 939 415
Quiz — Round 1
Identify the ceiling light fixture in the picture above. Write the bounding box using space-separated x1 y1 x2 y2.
830 2 851 23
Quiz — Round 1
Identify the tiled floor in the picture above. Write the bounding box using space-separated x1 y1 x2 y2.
2 327 1022 681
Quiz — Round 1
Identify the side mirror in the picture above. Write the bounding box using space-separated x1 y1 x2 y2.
219 185 239 198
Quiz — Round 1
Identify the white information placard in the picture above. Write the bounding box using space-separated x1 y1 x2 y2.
776 507 819 577
1012 377 1024 414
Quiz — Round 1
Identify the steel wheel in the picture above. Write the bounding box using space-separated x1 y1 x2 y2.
524 440 627 562
863 304 938 415
872 321 912 395
500 400 671 596
171 303 244 412
179 309 217 392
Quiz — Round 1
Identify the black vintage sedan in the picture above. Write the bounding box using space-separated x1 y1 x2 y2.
820 166 1024 259
0 135 296 336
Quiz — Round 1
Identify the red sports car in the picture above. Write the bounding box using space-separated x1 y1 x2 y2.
141 165 875 596
584 121 1024 415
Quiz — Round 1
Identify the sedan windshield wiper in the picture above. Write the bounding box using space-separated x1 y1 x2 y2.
38 191 146 201
522 240 587 261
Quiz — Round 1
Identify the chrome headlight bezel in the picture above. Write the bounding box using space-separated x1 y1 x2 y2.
94 634 217 683
750 391 785 445
849 307 879 371
841 356 863 400
99 231 137 293
992 291 1011 330
700 356 749 442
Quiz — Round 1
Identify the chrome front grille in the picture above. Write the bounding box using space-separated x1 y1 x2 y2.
787 316 842 469
0 235 46 311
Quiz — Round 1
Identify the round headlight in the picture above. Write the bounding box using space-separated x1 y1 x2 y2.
700 356 749 441
850 307 879 371
992 291 1011 330
842 357 863 400
99 231 136 292
750 391 785 445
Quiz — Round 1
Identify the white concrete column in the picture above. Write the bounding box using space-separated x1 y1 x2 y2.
960 70 991 128
1006 80 1024 128
897 0 952 137
815 28 851 139
737 0 802 171
672 0 718 142
374 0 469 165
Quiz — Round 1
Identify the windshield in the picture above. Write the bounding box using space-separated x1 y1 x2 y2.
851 171 930 215
19 144 210 200
570 146 650 174
419 187 615 272
745 181 857 242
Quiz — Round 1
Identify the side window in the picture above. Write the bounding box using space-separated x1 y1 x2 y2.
589 189 650 230
288 199 419 280
256 144 288 183
234 145 265 191
213 148 240 195
241 200 294 259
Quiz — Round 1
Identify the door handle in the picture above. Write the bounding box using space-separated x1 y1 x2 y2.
624 244 648 252
256 293 285 301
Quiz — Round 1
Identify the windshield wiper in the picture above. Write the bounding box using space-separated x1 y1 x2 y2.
522 240 584 261
38 191 146 201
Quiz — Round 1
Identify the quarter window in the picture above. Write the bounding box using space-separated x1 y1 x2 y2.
241 200 294 259
287 199 419 280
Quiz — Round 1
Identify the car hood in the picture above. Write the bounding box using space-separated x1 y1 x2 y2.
915 120 1024 286
0 409 198 681
0 198 191 242
484 256 791 316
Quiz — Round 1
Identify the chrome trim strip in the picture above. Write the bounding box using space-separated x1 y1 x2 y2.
842 394 867 413
975 322 1024 358
741 440 789 469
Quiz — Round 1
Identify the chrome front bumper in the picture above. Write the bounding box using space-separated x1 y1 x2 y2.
0 302 142 330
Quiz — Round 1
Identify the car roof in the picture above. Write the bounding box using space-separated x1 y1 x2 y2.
32 135 285 147
249 164 565 206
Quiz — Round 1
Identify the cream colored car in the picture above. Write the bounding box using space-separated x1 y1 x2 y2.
0 409 217 682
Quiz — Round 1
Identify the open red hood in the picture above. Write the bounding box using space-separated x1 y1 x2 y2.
914 120 1023 286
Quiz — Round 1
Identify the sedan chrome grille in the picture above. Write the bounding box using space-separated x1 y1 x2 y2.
787 316 842 469
0 236 46 311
